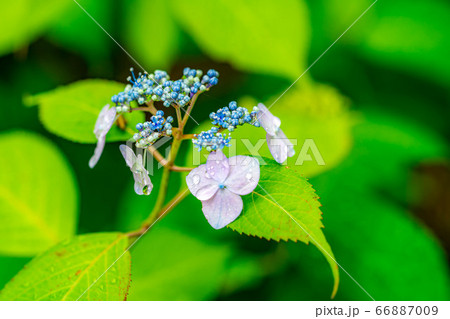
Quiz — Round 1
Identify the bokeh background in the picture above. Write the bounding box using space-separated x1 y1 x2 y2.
1 0 450 300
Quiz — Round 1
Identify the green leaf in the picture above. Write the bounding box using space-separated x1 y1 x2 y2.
123 0 180 70
229 157 339 297
0 131 78 256
0 233 131 301
25 79 144 143
0 0 70 56
128 227 231 300
169 0 310 80
46 0 112 65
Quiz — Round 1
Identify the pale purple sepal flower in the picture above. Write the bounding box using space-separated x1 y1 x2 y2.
89 104 117 168
119 145 153 195
186 150 260 229
257 103 295 164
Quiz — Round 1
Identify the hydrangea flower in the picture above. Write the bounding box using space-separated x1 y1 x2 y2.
192 128 231 151
186 150 260 229
256 103 295 164
89 104 117 168
119 145 153 195
133 110 173 148
111 67 219 111
209 101 260 132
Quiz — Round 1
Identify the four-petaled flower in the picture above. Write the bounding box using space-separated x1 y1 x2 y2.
186 150 260 229
257 103 295 164
119 145 153 195
89 104 117 168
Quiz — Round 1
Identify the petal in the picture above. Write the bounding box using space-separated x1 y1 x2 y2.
93 104 110 134
266 129 295 164
133 171 153 195
201 189 243 229
206 149 230 183
94 105 117 138
119 144 137 168
186 164 219 201
257 103 281 136
225 156 260 195
88 134 106 168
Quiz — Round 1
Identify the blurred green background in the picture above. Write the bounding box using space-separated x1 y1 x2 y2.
1 0 449 300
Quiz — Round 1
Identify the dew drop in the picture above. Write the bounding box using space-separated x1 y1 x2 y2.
246 173 252 180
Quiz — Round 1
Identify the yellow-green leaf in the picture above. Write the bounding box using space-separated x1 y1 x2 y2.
25 79 144 143
0 233 131 301
169 0 310 80
0 131 78 256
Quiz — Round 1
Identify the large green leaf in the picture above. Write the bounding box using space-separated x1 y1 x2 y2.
0 0 70 56
0 233 131 301
169 0 310 80
0 131 78 256
229 158 339 297
124 0 180 70
25 79 144 143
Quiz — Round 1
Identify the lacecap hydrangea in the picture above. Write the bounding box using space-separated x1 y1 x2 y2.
89 67 294 229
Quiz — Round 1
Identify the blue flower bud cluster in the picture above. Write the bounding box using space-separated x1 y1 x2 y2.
209 101 260 132
133 110 174 148
192 127 231 152
111 67 219 113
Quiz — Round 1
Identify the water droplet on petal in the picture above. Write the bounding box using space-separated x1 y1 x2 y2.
246 173 252 180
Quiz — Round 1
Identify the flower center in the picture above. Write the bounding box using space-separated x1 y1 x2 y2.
218 183 225 189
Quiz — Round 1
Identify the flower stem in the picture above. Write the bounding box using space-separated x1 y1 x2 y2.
145 129 183 225
181 92 200 127
132 92 198 237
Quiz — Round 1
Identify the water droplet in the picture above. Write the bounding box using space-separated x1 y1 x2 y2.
246 173 252 180
210 171 215 176
215 160 220 164
193 175 200 185
111 279 117 284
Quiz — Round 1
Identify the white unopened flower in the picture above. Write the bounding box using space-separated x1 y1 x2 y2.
257 103 295 164
89 104 117 168
119 145 153 196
